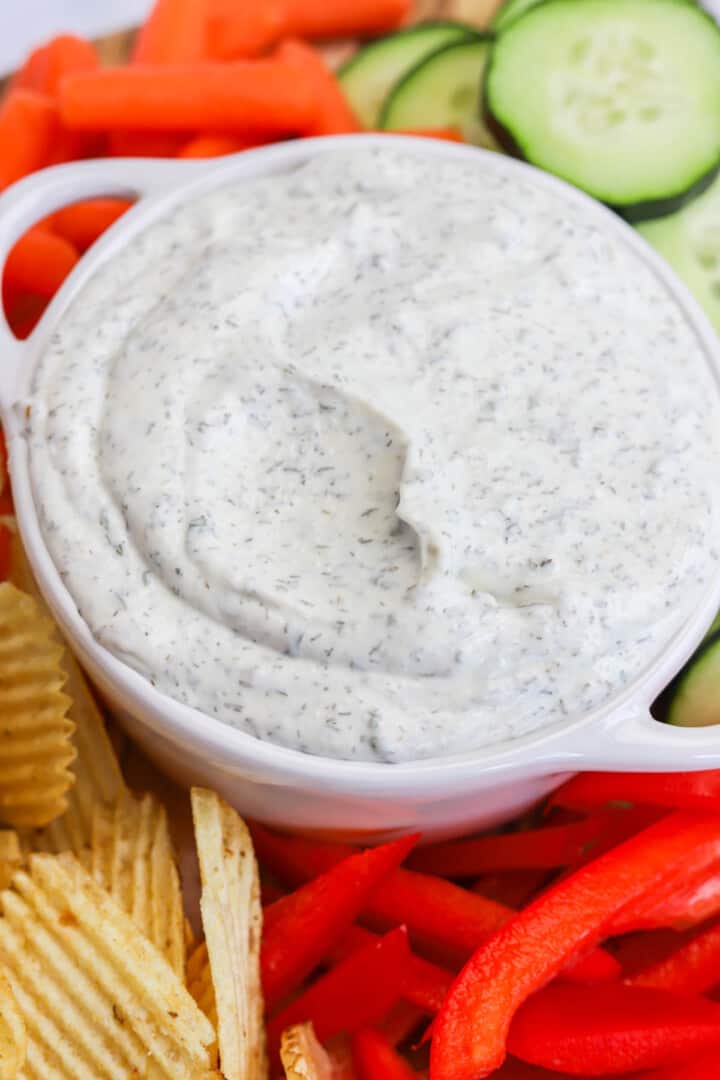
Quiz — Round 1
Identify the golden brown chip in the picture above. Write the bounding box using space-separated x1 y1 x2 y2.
191 789 266 1080
0 968 26 1080
0 851 217 1078
0 583 74 828
0 832 21 891
187 941 218 1029
12 538 126 853
280 1025 333 1080
91 791 185 977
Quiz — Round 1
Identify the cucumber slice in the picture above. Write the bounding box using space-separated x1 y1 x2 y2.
666 634 720 727
485 0 720 218
637 170 720 331
339 22 477 129
380 37 498 149
491 0 543 32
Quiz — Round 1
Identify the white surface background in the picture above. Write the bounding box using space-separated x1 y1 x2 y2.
1 0 720 75
0 2 152 75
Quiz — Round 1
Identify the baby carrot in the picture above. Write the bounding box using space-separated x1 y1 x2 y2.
4 229 79 298
52 199 135 253
60 61 316 134
132 0 208 64
11 34 98 96
276 40 361 136
0 90 59 190
106 130 186 157
383 128 464 142
178 133 272 158
207 1 286 59
283 0 411 39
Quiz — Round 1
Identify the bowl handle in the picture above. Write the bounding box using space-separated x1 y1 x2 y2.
554 703 720 772
0 156 204 413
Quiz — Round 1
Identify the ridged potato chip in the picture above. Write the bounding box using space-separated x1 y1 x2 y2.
0 832 21 891
280 1025 332 1080
12 539 126 854
0 583 74 828
191 789 267 1080
91 791 185 977
0 852 217 1078
187 941 217 1029
0 969 26 1080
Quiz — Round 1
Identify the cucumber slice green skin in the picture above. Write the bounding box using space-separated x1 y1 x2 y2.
491 0 544 32
380 37 498 149
637 170 720 331
338 21 479 129
484 0 720 220
665 631 720 727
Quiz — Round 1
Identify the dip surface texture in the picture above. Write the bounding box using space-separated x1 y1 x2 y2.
27 146 720 762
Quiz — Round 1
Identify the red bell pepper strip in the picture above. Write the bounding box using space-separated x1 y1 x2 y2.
611 859 720 934
252 826 618 985
253 825 510 948
330 925 453 1014
492 1063 588 1079
633 1047 720 1079
558 805 666 876
471 870 550 910
353 1027 421 1080
552 771 720 814
611 928 692 978
408 818 613 877
430 812 720 1080
626 914 720 995
266 927 411 1060
262 834 417 1011
507 982 720 1075
377 1003 427 1047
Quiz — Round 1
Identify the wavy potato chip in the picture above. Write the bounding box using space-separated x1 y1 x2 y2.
187 941 218 1029
0 852 217 1078
191 789 267 1080
280 1025 332 1080
0 583 74 828
91 791 185 976
0 969 26 1080
11 539 126 854
0 832 21 891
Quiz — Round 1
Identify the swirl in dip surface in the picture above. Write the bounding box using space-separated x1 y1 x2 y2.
27 146 720 762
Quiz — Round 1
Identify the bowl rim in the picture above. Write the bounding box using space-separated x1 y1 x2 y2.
4 132 720 789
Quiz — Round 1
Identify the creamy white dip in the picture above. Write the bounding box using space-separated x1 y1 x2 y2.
26 146 720 762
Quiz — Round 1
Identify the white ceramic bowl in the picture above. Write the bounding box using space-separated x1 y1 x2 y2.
2 135 720 843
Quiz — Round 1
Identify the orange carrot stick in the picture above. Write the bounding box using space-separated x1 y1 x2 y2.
207 0 410 53
4 228 79 298
106 130 186 157
59 61 316 134
0 90 59 190
206 1 286 59
10 37 100 166
177 133 272 158
52 199 135 253
283 0 411 39
132 0 208 64
276 40 361 136
382 127 464 142
11 35 98 96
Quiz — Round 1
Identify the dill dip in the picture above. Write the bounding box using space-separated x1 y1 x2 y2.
26 146 720 762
